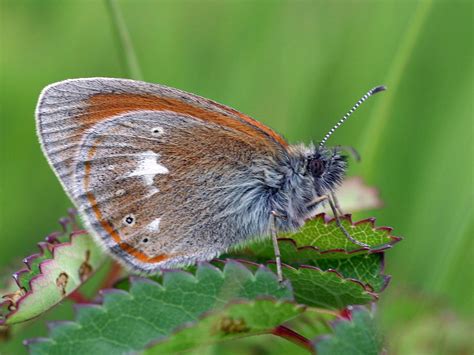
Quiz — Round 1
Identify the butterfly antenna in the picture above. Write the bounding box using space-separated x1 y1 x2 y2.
319 85 387 147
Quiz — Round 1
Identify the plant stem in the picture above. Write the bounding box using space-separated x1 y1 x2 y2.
105 0 143 80
272 325 315 354
67 290 89 304
98 261 123 290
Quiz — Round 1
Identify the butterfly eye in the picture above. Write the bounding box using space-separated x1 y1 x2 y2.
309 158 325 178
151 126 164 136
142 238 149 243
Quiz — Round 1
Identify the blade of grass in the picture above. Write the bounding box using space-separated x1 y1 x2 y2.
357 0 432 177
106 0 143 80
429 202 472 295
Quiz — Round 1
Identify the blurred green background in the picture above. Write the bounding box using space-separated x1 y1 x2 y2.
0 0 472 354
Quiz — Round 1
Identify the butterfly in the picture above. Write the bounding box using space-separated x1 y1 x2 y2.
36 78 384 280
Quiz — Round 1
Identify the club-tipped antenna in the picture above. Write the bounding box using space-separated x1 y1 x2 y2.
319 85 387 147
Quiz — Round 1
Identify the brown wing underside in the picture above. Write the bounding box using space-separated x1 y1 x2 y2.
75 111 273 271
37 78 287 199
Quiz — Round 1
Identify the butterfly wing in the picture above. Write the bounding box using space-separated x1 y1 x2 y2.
36 78 286 200
36 78 287 272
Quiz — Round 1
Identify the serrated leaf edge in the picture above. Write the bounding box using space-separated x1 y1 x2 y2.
146 298 306 350
287 213 402 255
0 231 92 325
0 210 99 325
25 260 292 349
312 305 376 349
223 259 378 302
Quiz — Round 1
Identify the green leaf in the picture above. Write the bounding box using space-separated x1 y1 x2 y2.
145 299 304 354
278 266 376 309
15 210 79 291
314 307 384 355
230 240 390 293
225 214 399 308
26 262 294 354
229 214 400 262
281 214 399 252
309 254 388 293
0 212 105 325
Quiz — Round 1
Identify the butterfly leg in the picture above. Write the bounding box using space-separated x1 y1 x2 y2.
307 194 369 248
326 194 369 248
270 210 284 283
330 191 344 216
306 195 329 211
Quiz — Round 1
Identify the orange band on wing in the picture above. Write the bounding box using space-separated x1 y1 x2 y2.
117 242 169 263
85 93 287 148
84 147 168 264
81 91 285 264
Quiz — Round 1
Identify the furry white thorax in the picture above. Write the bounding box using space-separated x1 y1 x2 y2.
225 142 347 243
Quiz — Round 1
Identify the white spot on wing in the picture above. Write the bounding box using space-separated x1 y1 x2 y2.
127 150 169 186
148 218 161 232
146 187 159 198
151 126 164 136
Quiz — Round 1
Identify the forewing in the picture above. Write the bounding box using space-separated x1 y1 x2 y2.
36 78 287 272
73 111 274 272
36 77 287 201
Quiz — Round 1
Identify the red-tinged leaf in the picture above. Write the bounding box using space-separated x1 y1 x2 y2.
0 211 105 325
